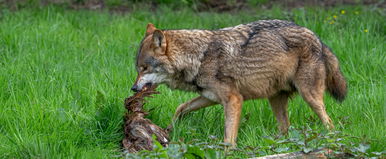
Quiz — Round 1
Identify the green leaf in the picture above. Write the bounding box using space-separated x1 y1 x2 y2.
296 141 305 146
357 144 370 153
204 149 218 159
305 133 318 143
184 153 196 159
257 150 267 156
276 139 290 144
261 146 272 150
290 129 301 138
274 147 289 153
371 152 382 156
303 147 313 153
184 145 205 159
263 137 276 145
326 139 335 143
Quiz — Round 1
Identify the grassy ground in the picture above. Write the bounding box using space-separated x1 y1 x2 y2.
0 5 384 158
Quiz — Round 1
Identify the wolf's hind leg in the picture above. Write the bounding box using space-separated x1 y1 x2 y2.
300 89 334 129
269 93 290 134
295 64 335 129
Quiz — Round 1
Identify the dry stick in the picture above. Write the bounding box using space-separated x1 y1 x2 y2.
250 149 340 159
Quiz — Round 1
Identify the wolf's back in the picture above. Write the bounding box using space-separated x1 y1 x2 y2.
248 20 295 29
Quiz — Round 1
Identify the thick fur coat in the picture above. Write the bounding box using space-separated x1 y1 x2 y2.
132 20 347 146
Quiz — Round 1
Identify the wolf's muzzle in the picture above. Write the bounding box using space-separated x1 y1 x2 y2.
131 85 139 92
131 83 153 92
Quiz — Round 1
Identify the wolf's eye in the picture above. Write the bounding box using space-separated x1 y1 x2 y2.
140 66 148 72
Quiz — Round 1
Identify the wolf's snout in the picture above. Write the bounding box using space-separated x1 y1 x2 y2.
131 85 139 92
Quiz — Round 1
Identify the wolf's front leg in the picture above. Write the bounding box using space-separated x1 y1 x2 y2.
223 93 243 147
172 96 215 121
202 88 243 147
167 96 216 131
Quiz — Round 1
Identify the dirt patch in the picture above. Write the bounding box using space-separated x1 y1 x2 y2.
121 85 169 153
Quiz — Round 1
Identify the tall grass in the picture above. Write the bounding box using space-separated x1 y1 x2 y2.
0 5 384 158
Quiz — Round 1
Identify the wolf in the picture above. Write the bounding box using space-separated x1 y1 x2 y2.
131 20 347 146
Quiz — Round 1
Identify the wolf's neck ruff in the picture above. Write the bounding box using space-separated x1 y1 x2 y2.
160 30 212 90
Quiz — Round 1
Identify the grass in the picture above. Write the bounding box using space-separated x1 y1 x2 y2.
0 5 385 158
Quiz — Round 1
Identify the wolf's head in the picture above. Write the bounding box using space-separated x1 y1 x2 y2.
131 24 171 92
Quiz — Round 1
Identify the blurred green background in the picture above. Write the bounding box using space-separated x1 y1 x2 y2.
0 0 385 158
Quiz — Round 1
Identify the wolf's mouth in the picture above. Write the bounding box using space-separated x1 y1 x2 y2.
143 82 153 91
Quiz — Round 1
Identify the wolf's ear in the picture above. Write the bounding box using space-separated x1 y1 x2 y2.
146 23 156 36
152 29 166 49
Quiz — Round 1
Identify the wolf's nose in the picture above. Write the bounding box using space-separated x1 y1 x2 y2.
131 85 139 92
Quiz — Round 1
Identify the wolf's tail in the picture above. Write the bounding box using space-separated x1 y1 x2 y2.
323 44 347 102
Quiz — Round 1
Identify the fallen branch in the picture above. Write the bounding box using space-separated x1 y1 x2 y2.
251 149 347 159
